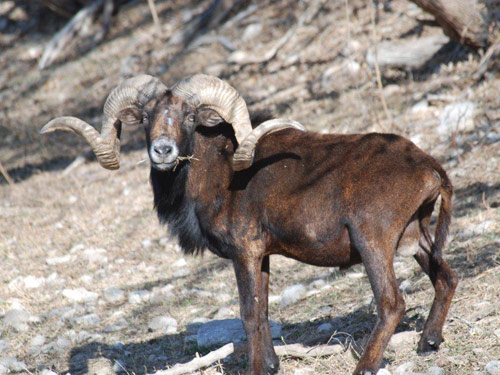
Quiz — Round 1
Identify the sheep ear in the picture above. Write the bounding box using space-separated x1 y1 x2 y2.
198 108 224 127
117 107 142 125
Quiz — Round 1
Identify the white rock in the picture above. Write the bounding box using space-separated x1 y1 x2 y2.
63 288 98 303
4 308 37 332
46 255 72 265
427 365 445 375
83 248 108 264
487 132 500 143
242 23 262 42
128 290 151 304
438 102 477 137
377 369 391 375
412 100 429 113
394 361 415 375
70 244 85 253
197 319 281 348
103 287 125 304
309 279 326 290
494 328 500 338
23 275 45 289
269 295 281 305
30 335 46 347
294 367 315 375
73 313 101 327
172 258 187 268
0 341 9 355
56 336 71 351
148 316 178 334
142 239 152 248
0 358 26 372
388 331 418 351
317 322 333 334
280 284 306 308
486 361 500 375
399 280 412 293
41 370 58 375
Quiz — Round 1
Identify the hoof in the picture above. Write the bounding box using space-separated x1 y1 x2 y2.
417 337 442 355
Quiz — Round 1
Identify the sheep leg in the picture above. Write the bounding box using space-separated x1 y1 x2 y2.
260 255 279 371
413 249 458 354
233 254 278 375
353 245 405 375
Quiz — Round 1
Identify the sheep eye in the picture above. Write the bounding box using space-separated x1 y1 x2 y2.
187 114 195 122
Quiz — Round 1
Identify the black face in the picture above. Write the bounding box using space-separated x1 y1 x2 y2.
139 92 224 171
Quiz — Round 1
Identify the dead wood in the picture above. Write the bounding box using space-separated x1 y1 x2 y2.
474 36 500 80
410 0 495 48
0 160 14 185
154 342 343 375
38 0 111 69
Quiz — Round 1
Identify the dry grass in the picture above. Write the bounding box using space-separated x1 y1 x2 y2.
1 0 499 374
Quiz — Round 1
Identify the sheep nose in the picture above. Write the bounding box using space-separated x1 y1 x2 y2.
151 138 174 157
153 142 172 156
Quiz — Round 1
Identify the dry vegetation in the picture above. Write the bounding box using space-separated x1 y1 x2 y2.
0 1 499 374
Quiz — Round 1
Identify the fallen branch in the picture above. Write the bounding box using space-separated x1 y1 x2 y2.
39 0 109 69
154 342 343 375
474 37 500 81
0 160 14 185
147 0 161 34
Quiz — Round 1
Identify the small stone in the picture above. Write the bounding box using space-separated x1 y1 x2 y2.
63 288 98 303
388 331 418 351
317 322 333 334
46 255 71 265
148 316 177 334
294 367 315 375
377 369 391 375
4 308 32 332
23 275 45 289
172 258 187 268
309 279 326 290
427 365 445 375
438 101 477 137
280 284 306 308
56 337 71 351
30 335 46 347
394 361 415 375
142 239 152 248
0 341 10 355
269 295 281 305
486 132 500 143
112 360 126 373
197 319 281 349
485 361 500 375
494 328 500 338
103 287 125 304
399 280 412 293
0 358 26 372
83 248 108 264
40 370 57 375
73 313 101 327
128 290 151 304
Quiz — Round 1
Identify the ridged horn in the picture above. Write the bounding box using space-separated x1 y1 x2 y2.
171 74 252 145
40 75 167 170
232 118 307 171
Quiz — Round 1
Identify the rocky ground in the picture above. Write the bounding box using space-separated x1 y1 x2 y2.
0 1 499 374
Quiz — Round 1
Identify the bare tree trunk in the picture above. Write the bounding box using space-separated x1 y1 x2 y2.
410 0 494 48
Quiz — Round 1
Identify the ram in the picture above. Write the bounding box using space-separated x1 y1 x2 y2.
41 74 458 375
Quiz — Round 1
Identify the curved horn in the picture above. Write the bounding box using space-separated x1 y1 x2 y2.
171 74 252 145
41 75 167 170
232 119 307 171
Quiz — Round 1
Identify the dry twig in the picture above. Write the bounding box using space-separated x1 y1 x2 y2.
0 160 14 185
147 0 161 34
154 342 343 375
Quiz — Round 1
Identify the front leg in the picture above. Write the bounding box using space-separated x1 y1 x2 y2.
233 254 278 375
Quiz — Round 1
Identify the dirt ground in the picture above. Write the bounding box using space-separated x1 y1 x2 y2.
0 1 499 374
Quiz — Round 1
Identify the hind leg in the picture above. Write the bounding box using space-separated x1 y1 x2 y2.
414 249 458 354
